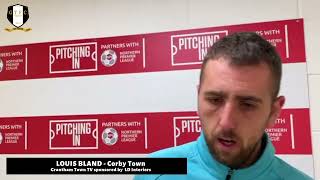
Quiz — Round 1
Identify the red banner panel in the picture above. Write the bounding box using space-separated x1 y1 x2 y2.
0 19 305 81
0 109 311 154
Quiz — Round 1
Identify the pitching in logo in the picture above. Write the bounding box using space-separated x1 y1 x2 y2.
171 31 228 66
49 42 98 73
5 4 32 32
49 120 98 150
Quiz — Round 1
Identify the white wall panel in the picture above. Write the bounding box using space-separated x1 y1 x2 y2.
309 75 320 131
300 0 320 74
0 63 310 117
0 0 190 46
312 132 320 180
188 0 299 28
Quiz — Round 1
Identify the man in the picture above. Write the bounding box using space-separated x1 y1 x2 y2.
134 32 312 180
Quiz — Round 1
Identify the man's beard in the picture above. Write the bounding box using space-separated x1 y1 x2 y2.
205 130 261 169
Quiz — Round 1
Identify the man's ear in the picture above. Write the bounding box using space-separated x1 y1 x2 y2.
196 84 200 115
267 96 285 128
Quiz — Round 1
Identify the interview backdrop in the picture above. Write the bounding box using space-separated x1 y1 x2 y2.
0 18 314 178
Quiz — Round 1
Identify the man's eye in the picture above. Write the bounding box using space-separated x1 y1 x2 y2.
240 101 256 109
206 97 223 105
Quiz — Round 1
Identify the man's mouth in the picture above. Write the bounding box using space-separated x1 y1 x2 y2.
218 138 236 147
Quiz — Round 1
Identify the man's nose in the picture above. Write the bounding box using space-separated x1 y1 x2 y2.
218 102 237 129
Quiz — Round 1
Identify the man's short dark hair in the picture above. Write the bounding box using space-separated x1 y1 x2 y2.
199 32 282 99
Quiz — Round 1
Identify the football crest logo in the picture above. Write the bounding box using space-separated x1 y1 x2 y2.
101 50 117 67
102 128 118 146
0 131 3 144
5 4 32 32
0 59 4 73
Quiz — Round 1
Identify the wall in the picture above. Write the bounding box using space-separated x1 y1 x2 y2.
0 0 319 179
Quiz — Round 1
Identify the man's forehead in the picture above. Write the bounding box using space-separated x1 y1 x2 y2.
201 59 274 100
203 59 271 78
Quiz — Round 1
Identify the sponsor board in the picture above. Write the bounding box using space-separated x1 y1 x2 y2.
100 115 147 153
0 19 305 81
171 31 228 66
49 42 97 74
0 47 27 79
99 36 145 73
266 108 312 154
0 110 311 154
172 109 312 154
49 119 98 150
0 120 27 153
173 116 201 146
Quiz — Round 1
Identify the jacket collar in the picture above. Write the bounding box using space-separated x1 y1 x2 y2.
196 132 275 179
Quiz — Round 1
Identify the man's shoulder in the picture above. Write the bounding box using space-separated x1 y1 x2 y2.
148 141 197 158
272 156 313 180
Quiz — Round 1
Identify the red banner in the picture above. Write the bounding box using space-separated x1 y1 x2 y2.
0 19 305 81
0 109 312 154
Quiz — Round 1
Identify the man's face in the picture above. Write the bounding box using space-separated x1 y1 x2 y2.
198 58 284 168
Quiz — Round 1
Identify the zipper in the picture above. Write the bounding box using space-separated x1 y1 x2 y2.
225 168 234 180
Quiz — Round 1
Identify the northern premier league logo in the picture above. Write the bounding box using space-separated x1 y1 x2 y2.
0 58 4 73
0 131 3 144
101 127 119 146
101 49 117 67
5 4 32 32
